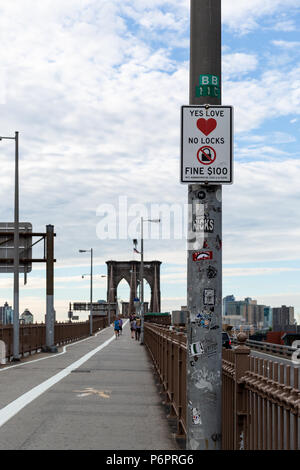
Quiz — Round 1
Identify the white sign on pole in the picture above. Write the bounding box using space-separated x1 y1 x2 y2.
181 105 233 184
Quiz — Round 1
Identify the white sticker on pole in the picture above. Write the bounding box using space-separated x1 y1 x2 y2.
181 105 233 184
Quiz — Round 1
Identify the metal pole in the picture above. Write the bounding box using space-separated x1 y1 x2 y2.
45 224 57 352
90 248 93 335
140 217 144 344
13 131 20 361
186 0 222 450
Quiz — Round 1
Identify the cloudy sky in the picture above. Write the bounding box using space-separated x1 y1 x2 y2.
0 0 300 323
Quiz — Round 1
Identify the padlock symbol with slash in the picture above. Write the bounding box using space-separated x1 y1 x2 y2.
201 147 212 162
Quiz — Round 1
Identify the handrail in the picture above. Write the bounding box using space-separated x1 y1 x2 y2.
231 338 298 358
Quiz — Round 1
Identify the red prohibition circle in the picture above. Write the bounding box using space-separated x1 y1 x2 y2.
197 145 216 165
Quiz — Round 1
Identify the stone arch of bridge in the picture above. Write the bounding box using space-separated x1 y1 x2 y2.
106 260 161 316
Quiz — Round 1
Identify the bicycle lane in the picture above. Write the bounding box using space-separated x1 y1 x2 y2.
0 321 178 450
0 324 116 418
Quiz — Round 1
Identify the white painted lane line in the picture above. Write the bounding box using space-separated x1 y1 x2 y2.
0 333 116 428
0 346 67 371
0 320 127 372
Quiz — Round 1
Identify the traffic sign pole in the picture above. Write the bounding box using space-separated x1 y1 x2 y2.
186 0 223 450
13 131 20 361
45 224 57 352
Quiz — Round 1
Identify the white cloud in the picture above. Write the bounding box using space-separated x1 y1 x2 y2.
272 39 300 48
223 158 300 265
224 66 300 132
272 20 296 31
237 131 296 145
223 53 258 79
224 267 300 277
222 0 300 34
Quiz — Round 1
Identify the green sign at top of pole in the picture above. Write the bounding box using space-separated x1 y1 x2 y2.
199 74 220 86
195 85 220 98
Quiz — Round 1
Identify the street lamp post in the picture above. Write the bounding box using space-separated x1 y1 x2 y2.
0 132 20 361
81 273 109 326
139 217 160 345
79 248 93 335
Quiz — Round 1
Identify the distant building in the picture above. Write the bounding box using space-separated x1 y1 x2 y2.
226 300 247 317
222 315 246 328
223 295 235 316
20 308 34 324
244 300 265 328
0 302 13 325
263 306 272 329
272 305 295 331
172 307 188 325
222 296 266 328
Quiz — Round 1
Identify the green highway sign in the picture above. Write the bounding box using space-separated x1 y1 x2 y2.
199 74 220 86
195 85 220 98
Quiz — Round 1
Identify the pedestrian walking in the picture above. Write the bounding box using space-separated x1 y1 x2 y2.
130 318 136 339
114 318 120 339
135 317 141 341
119 317 123 335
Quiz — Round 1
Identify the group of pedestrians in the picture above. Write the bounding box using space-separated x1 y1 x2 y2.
113 314 141 341
129 314 141 341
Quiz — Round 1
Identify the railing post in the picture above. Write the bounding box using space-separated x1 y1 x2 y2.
234 333 250 450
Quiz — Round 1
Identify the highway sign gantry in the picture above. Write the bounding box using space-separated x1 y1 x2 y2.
181 105 233 184
0 222 32 273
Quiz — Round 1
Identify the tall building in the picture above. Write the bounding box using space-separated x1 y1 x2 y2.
227 300 247 317
272 305 294 331
20 308 34 324
0 302 13 325
263 306 272 329
222 295 235 316
244 299 265 327
222 296 267 328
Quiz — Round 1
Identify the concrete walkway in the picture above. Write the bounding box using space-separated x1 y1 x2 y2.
0 321 178 450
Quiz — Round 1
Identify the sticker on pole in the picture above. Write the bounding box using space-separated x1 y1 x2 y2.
181 105 233 184
193 251 213 261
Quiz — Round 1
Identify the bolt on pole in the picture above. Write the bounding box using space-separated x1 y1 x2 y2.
186 0 222 450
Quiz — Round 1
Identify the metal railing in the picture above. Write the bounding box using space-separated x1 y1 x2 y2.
144 324 300 450
231 338 298 359
0 316 114 362
144 323 187 438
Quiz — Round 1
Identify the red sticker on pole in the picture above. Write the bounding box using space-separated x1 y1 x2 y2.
193 251 213 261
197 146 216 165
